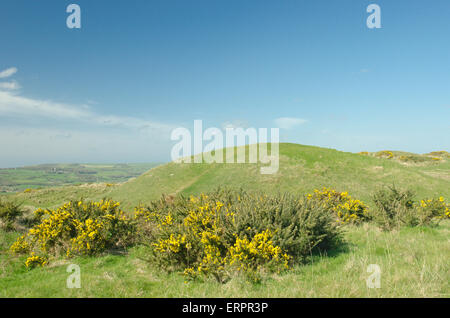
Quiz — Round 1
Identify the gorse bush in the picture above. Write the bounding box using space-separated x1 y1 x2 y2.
136 189 340 282
418 197 450 222
306 187 370 224
227 229 288 271
371 186 448 230
219 190 341 260
0 199 24 230
371 186 416 230
137 191 287 283
10 199 136 268
24 253 47 268
376 150 394 159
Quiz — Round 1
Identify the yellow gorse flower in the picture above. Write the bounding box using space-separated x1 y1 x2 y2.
307 187 369 224
419 197 450 219
9 235 30 254
144 193 290 281
227 229 290 271
10 199 134 267
25 253 47 268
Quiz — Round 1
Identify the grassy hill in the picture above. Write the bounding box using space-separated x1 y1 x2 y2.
10 143 450 211
1 143 449 298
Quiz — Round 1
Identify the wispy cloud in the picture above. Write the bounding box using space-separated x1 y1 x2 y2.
274 117 307 129
0 81 20 90
0 73 173 132
0 67 18 79
0 90 93 119
0 67 21 91
0 66 176 167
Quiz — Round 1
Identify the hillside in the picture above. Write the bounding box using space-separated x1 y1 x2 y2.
2 143 449 298
10 143 450 210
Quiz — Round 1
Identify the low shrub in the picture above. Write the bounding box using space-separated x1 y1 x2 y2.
136 189 341 283
398 155 428 163
10 199 137 267
0 199 24 230
306 187 370 224
226 229 290 283
375 150 394 159
418 197 450 221
427 150 449 158
221 191 341 259
25 253 48 269
371 186 447 230
371 186 416 230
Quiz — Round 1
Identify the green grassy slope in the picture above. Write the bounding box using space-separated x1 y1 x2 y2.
10 143 450 210
109 143 450 209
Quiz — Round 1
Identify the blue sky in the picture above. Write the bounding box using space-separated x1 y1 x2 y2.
0 0 449 167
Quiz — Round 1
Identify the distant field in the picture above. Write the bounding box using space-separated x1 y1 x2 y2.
0 163 161 193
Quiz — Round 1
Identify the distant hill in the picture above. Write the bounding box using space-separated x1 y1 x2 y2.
0 163 160 193
9 143 449 211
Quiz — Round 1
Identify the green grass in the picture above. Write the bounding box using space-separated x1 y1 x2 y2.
1 221 448 297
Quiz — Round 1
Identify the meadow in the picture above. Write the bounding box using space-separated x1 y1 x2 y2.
0 143 449 298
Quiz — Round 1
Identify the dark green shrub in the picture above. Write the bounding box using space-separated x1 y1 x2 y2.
0 199 24 230
220 191 341 261
136 188 342 282
371 186 429 230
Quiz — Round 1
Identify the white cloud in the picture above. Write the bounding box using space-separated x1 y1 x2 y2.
0 67 18 79
0 67 20 91
274 117 307 129
0 66 176 167
0 88 175 167
0 67 173 133
0 90 173 132
0 90 91 119
0 81 20 90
